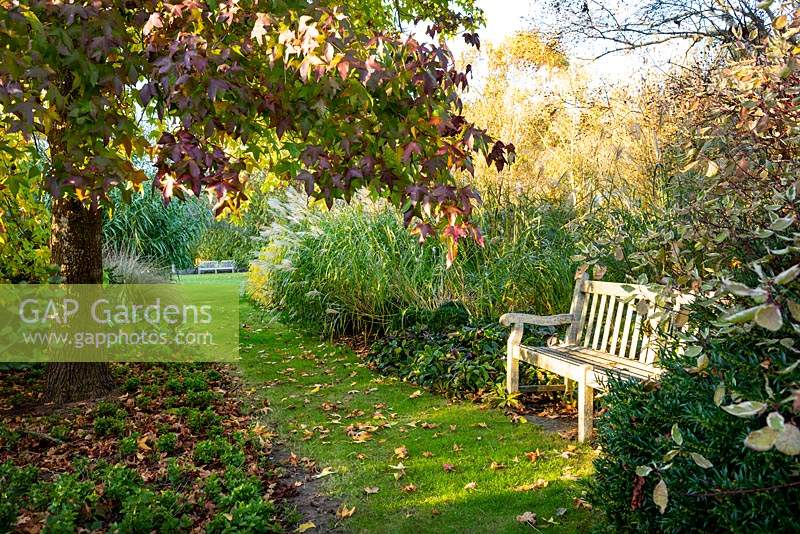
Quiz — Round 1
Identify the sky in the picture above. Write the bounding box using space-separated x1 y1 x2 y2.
447 0 690 88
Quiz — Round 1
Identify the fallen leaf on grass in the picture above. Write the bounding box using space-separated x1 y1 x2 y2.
314 467 337 479
516 511 537 526
452 443 462 453
402 483 417 493
555 508 567 517
409 390 422 399
464 481 477 491
442 463 455 472
363 486 379 495
295 521 316 532
515 479 549 492
337 505 356 518
574 498 593 510
525 450 540 463
394 445 409 459
421 451 433 458
490 462 506 470
420 422 439 429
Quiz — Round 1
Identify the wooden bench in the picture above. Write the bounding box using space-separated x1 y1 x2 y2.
500 272 693 442
197 260 236 274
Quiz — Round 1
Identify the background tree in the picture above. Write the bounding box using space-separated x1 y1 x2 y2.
0 0 511 403
548 0 780 55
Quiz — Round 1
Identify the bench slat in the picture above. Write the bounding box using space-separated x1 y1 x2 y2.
600 297 616 352
591 294 607 350
609 297 624 355
519 346 660 389
583 292 599 348
619 303 634 358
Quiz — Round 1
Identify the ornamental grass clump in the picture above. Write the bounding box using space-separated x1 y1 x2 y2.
249 188 576 336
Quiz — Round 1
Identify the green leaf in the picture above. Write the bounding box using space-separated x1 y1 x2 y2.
671 423 683 446
689 452 713 469
767 411 785 431
755 304 782 332
775 424 800 455
723 305 761 324
684 346 703 358
774 264 800 285
653 479 668 514
770 217 794 231
635 465 652 477
744 427 778 451
662 449 680 462
721 401 767 417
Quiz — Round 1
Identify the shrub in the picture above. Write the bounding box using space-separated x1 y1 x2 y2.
585 32 800 530
367 322 557 396
589 337 800 532
156 432 178 454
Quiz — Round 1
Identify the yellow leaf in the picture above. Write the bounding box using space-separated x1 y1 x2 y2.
774 15 788 30
295 521 316 533
705 160 719 178
653 479 668 514
136 434 152 452
409 390 422 399
313 467 337 479
337 505 355 518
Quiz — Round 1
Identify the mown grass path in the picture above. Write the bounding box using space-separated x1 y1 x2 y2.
238 300 597 533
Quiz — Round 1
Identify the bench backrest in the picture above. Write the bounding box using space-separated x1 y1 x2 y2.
218 260 236 269
198 261 219 269
565 273 693 365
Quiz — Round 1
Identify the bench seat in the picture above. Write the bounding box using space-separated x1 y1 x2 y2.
518 344 663 389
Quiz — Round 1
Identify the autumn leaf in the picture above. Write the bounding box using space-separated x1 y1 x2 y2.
402 483 418 493
516 511 537 525
394 445 409 459
337 505 356 518
363 486 379 495
409 390 423 399
574 498 593 510
653 480 668 514
421 451 434 458
442 463 455 472
314 467 337 479
525 450 540 463
490 461 506 470
463 481 477 491
295 521 316 533
515 479 548 492
137 434 152 451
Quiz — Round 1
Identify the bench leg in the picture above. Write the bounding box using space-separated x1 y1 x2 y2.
564 376 573 396
506 323 523 394
577 365 594 443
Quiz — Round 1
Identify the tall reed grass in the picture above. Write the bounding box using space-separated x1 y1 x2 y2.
249 188 576 336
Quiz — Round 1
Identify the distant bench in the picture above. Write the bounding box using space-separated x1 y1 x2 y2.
197 260 236 274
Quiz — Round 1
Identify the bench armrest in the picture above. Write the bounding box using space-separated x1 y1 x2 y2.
499 313 574 327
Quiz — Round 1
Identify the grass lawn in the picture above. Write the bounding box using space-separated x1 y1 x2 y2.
239 299 598 533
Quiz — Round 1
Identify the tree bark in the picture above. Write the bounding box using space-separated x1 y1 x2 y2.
45 197 114 403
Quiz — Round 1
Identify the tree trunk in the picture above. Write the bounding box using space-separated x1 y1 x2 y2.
45 197 114 403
